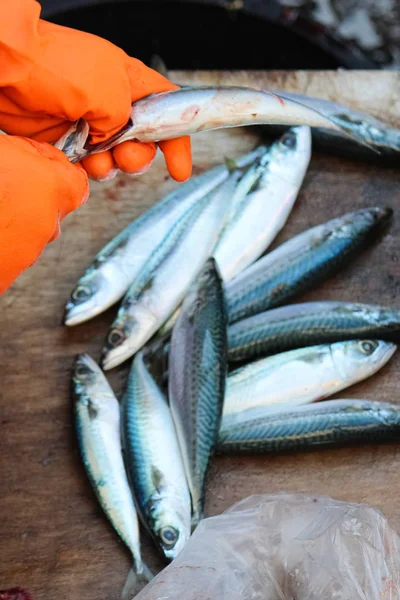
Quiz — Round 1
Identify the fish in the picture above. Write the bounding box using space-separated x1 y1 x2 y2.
64 145 265 327
72 354 151 595
217 399 400 454
169 259 227 527
267 89 400 162
223 340 396 422
121 352 191 562
228 301 400 363
101 173 236 370
56 86 370 163
225 206 393 324
213 126 311 281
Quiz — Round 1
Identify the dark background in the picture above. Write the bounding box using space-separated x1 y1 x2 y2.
38 0 392 70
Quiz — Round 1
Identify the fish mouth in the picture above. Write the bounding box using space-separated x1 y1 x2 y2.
74 352 99 372
372 206 393 229
375 342 397 369
101 341 138 370
64 300 102 327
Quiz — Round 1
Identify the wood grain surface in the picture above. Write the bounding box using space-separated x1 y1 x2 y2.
1 71 400 599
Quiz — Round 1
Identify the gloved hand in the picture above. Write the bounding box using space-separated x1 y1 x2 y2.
0 135 89 293
0 0 192 182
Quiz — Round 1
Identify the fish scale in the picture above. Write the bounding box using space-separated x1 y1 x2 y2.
218 399 400 453
121 352 191 561
72 353 151 595
228 301 400 363
225 206 393 324
169 259 227 528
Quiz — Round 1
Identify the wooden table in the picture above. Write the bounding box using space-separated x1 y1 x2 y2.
1 71 400 599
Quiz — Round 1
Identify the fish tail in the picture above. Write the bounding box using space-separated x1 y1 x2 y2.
121 564 153 600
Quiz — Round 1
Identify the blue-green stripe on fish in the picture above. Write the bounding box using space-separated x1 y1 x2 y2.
121 352 191 562
225 207 393 324
218 399 400 453
228 301 400 363
169 258 228 528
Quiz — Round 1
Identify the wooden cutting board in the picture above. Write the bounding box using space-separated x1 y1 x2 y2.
1 71 400 599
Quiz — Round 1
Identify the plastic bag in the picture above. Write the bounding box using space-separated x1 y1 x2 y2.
134 492 400 600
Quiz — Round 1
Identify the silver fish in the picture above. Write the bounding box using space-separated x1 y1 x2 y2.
226 206 393 324
64 146 265 326
57 86 367 163
121 352 191 561
72 354 151 591
169 259 228 527
218 399 400 454
101 173 237 370
228 301 400 363
223 340 396 422
214 126 311 281
271 89 400 162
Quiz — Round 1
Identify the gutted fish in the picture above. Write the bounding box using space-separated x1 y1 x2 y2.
58 86 368 163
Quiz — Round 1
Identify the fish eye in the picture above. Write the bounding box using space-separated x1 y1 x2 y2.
358 340 378 355
75 364 92 378
159 526 179 548
72 285 92 303
108 329 126 347
282 132 296 149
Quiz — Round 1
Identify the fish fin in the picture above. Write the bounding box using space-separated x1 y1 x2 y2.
121 564 153 600
224 156 239 173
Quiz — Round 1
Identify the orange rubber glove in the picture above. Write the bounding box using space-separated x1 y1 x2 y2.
0 135 89 293
0 0 192 182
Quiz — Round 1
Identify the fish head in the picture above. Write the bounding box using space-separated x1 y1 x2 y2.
148 498 191 561
64 268 114 326
72 353 99 389
269 125 312 185
102 306 158 370
330 339 396 383
333 207 393 242
72 354 117 416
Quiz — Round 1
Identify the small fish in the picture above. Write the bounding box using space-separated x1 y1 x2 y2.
101 174 237 370
228 301 400 363
57 86 369 163
169 259 227 527
226 207 392 324
214 126 311 281
223 340 396 421
121 352 191 562
72 354 151 594
270 89 400 162
64 145 264 326
218 399 400 453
